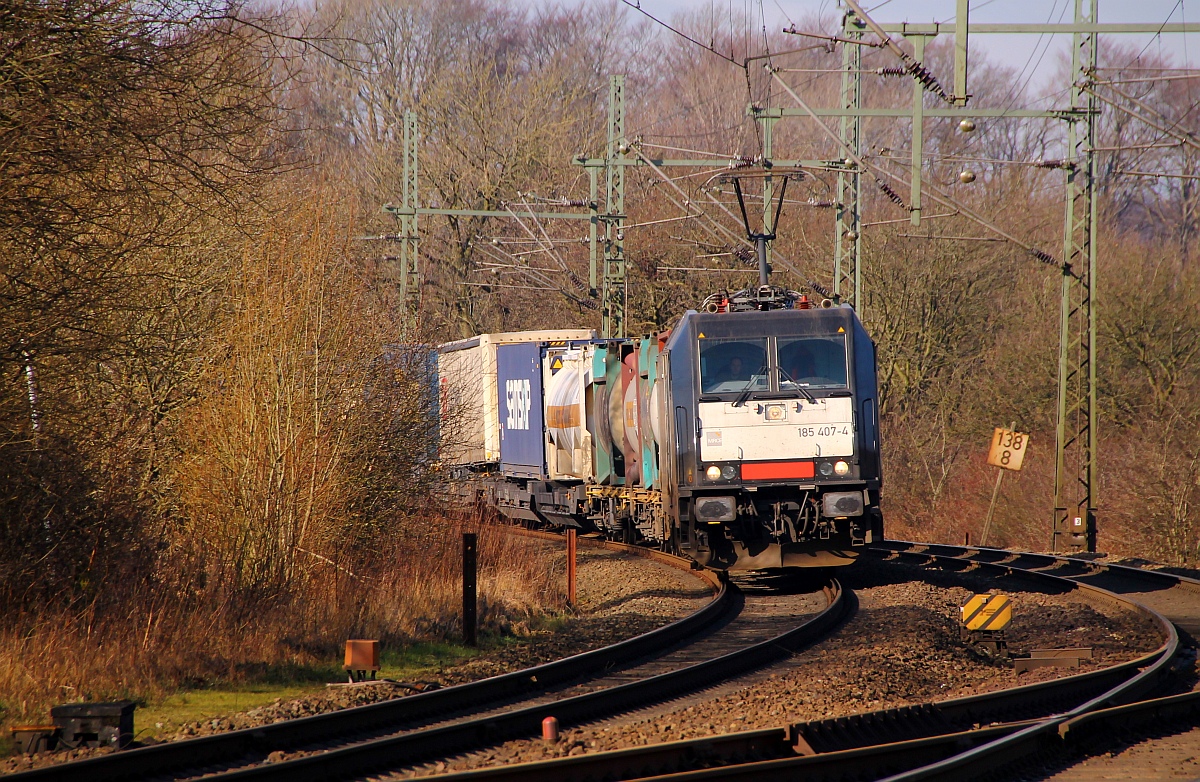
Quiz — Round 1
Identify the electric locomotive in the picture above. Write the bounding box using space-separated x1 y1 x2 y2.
659 291 883 569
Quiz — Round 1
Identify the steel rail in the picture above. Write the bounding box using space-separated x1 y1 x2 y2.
391 545 1177 782
871 542 1200 777
420 719 1048 782
10 539 724 782
879 539 1200 596
873 542 1182 781
196 579 847 781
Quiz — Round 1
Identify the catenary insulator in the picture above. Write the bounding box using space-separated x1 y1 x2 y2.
875 178 907 207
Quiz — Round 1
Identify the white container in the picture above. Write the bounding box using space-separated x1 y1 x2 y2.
438 330 595 466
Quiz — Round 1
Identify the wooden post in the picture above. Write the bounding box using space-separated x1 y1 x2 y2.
980 469 1004 547
566 528 577 606
981 421 1019 547
463 533 477 647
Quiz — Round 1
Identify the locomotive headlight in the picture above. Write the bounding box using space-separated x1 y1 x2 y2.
706 465 722 481
721 465 737 480
764 403 786 421
834 460 850 476
818 462 834 477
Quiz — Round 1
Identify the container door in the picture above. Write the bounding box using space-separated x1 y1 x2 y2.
622 347 641 485
497 342 545 478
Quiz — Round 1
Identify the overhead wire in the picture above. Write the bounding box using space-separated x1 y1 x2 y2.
472 241 599 309
1095 66 1200 70
997 0 1066 113
660 166 745 183
473 243 559 290
1115 169 1200 179
618 0 745 68
862 212 958 227
1124 0 1184 68
601 1 1107 291
1092 73 1200 85
767 67 1067 272
1082 84 1200 152
460 282 569 291
638 141 748 157
476 262 566 272
509 196 590 293
1084 77 1200 174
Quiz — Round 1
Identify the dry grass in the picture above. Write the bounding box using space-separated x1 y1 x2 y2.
0 518 562 728
883 424 1200 564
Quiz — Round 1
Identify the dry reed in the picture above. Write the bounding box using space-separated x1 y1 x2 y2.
0 519 562 728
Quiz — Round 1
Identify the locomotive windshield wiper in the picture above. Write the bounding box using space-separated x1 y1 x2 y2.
777 366 817 403
731 364 768 407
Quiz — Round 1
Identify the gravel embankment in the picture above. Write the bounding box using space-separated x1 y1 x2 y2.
393 558 1162 777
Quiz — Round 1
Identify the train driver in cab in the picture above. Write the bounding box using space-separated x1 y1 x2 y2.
785 347 817 384
720 356 752 384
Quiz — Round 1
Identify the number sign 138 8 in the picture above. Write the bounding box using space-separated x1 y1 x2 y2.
987 428 1029 472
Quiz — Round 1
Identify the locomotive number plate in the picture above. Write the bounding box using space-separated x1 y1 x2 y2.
699 398 855 461
798 425 851 438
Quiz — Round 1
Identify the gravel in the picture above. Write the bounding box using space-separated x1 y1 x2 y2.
391 557 1163 777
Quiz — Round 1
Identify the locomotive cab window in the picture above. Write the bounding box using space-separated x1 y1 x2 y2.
778 335 848 389
699 338 769 393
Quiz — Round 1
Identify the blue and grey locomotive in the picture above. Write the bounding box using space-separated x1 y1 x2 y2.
659 293 882 568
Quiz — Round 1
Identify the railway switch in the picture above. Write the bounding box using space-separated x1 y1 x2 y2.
1012 647 1093 673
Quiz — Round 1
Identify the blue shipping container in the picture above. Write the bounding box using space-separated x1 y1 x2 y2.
497 341 545 478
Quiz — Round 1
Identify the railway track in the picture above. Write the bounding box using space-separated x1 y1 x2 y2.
194 579 843 781
365 542 1188 782
10 539 844 782
14 539 1196 782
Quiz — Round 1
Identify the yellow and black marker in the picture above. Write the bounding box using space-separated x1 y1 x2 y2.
961 593 1012 632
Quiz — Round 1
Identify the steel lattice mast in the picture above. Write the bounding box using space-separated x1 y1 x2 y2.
1052 0 1101 552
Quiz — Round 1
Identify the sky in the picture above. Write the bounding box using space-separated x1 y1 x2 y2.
607 0 1199 95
